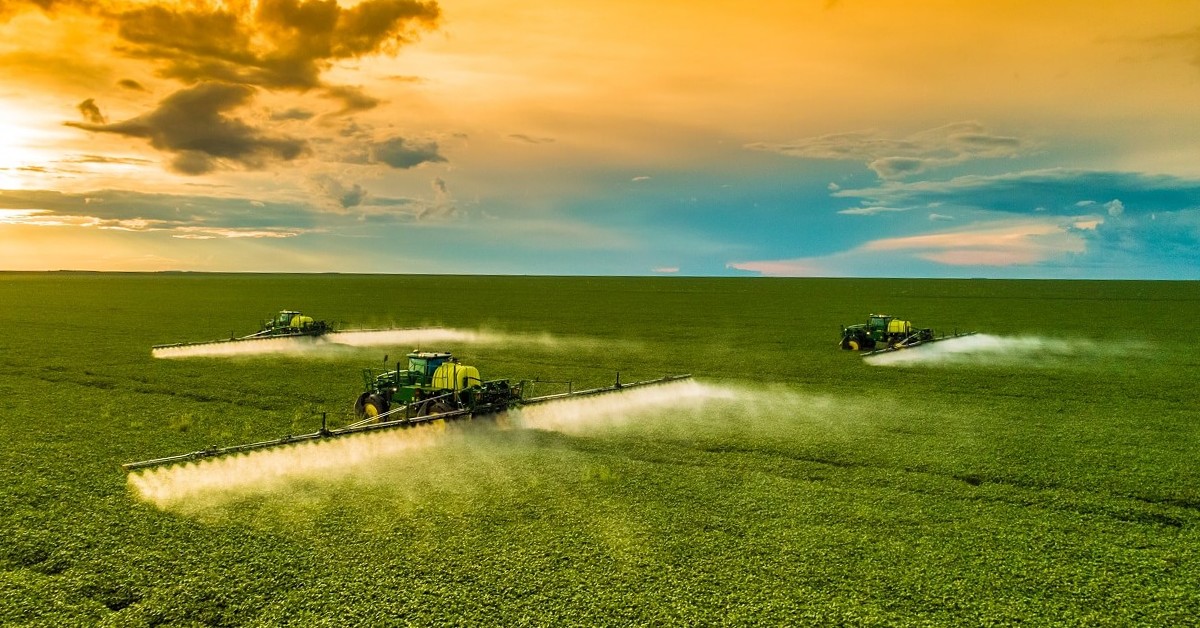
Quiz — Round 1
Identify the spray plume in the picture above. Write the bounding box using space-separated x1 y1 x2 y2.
128 423 451 509
152 327 623 359
127 379 733 509
514 379 737 433
864 333 1139 367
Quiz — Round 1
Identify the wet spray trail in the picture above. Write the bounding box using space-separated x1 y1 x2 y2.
864 333 1143 367
127 379 736 509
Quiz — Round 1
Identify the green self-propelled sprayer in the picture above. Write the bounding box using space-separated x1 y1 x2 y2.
152 309 333 350
122 350 691 471
840 313 975 356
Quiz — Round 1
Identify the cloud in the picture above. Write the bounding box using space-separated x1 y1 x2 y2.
0 207 305 239
76 98 106 124
0 188 322 234
66 82 309 174
652 266 680 274
106 0 440 91
368 136 446 169
313 176 369 210
270 107 316 121
1084 208 1200 270
301 175 456 220
837 205 908 216
420 176 456 219
1147 26 1200 71
632 176 651 182
172 227 301 239
861 219 1086 266
508 134 555 144
928 213 955 221
868 156 927 178
9 0 442 172
65 155 153 166
748 121 1028 179
726 259 825 277
735 196 1200 279
727 216 1090 277
321 85 382 115
819 168 1200 277
833 169 1200 217
2 1 438 97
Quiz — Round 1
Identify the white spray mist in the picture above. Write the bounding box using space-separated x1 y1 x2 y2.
152 327 631 359
127 379 753 509
128 423 451 508
864 333 1138 367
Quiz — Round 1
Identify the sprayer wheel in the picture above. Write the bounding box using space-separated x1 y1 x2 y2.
364 394 388 420
354 392 370 419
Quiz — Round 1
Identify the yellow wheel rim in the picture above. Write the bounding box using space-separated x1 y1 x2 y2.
364 403 379 418
848 340 859 351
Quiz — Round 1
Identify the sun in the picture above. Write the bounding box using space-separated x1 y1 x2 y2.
0 98 67 189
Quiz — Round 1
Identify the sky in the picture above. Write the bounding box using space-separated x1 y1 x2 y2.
1 0 1199 278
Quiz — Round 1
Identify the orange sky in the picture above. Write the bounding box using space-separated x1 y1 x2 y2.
2 0 1199 276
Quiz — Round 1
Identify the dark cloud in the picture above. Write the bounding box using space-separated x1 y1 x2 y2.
321 85 381 115
11 1 442 176
66 82 309 174
302 176 455 220
76 98 106 124
509 134 555 144
314 176 369 209
339 184 367 209
369 137 446 169
0 0 67 18
271 107 316 121
1148 26 1200 70
66 154 153 165
108 0 439 91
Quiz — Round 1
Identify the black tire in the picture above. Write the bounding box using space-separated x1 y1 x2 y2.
367 394 389 419
355 392 389 420
354 392 370 418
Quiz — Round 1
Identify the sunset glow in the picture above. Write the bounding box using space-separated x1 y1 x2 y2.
1 0 1198 277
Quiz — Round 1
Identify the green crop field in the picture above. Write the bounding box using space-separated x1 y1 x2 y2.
1 273 1197 626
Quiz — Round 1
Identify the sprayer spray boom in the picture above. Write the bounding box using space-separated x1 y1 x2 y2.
122 372 691 472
